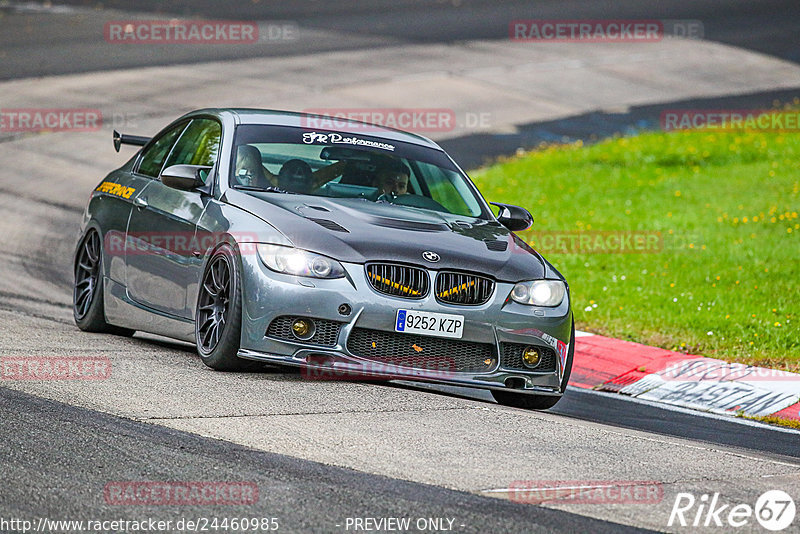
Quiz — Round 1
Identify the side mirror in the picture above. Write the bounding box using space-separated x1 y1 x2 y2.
491 202 533 231
160 164 211 191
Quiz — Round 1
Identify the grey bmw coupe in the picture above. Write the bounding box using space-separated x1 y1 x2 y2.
74 109 573 409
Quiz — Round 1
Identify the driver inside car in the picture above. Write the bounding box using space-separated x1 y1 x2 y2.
376 160 410 201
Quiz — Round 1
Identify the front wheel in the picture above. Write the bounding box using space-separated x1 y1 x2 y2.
195 246 257 371
492 320 575 410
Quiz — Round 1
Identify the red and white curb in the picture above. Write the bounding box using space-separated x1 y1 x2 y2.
569 331 800 423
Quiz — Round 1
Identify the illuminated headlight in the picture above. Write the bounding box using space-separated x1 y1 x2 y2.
510 280 566 307
256 244 345 279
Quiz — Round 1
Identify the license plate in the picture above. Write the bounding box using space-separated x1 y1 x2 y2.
395 309 464 339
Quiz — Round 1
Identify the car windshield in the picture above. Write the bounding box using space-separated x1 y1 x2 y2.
230 124 487 218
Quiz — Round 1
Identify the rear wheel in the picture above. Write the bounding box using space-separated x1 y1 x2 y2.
73 229 135 336
195 246 257 371
491 320 575 410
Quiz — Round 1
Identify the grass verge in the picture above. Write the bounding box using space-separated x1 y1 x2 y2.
472 126 799 370
741 414 800 431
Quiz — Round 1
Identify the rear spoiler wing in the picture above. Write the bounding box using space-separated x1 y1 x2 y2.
113 130 151 152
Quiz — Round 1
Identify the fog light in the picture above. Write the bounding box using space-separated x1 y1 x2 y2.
292 318 314 340
522 347 541 368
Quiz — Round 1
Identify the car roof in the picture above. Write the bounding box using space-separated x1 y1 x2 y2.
188 108 443 150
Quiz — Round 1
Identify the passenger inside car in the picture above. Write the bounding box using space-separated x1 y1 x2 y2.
277 159 313 193
233 143 347 192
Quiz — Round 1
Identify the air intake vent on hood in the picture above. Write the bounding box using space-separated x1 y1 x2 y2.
369 216 448 232
485 240 508 251
308 218 349 233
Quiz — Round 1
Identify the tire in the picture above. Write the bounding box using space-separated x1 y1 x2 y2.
492 319 575 410
195 245 257 371
73 229 135 337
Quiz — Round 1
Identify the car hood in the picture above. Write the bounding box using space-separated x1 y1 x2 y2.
227 191 548 282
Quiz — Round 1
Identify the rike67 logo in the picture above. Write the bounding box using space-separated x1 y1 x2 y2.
668 490 796 531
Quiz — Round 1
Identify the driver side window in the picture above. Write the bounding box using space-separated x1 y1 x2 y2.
137 122 188 178
164 119 222 179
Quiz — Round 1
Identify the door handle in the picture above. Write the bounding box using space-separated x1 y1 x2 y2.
133 196 148 209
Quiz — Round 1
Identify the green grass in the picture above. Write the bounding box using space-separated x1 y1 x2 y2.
471 126 800 370
742 414 800 430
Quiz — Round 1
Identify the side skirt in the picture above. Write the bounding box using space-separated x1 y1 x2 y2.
104 277 195 343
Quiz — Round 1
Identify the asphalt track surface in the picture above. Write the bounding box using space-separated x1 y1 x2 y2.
1 2 800 533
1 0 799 81
1 387 645 534
405 383 800 463
3 0 799 169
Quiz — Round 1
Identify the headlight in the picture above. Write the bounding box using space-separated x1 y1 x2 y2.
256 244 345 279
510 280 566 307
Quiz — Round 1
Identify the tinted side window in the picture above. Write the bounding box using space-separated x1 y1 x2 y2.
137 122 187 178
164 119 222 177
415 162 481 217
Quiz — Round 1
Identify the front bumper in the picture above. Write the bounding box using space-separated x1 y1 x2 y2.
238 254 572 396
